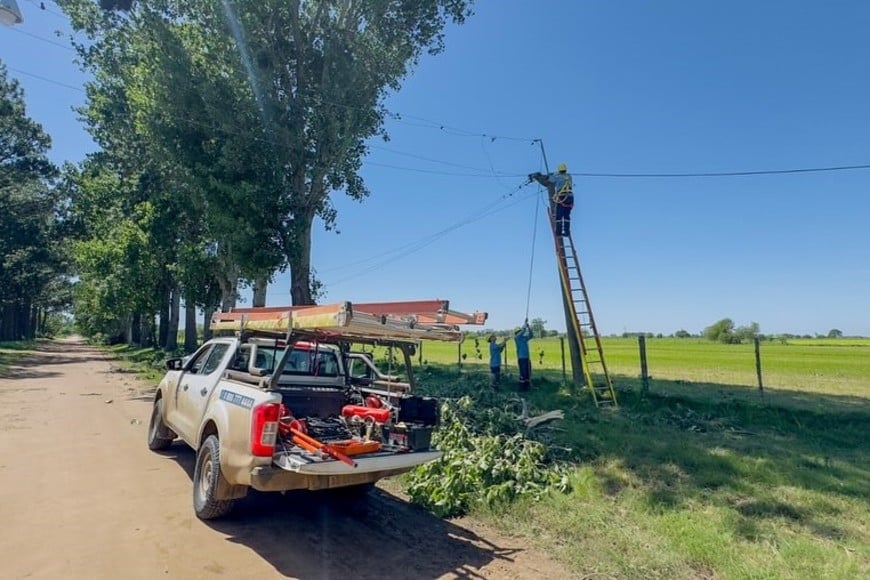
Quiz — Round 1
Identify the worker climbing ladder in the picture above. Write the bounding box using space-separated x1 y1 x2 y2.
548 210 618 407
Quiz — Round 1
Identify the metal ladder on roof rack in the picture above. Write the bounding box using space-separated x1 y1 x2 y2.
549 210 617 407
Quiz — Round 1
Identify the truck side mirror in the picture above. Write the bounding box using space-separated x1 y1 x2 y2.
166 358 183 371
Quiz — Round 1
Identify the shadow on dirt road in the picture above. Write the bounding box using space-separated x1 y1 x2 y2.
156 445 520 579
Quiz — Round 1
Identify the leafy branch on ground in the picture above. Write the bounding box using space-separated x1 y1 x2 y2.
407 370 570 518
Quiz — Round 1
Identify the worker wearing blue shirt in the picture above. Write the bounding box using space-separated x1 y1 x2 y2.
530 163 574 236
514 320 534 391
488 334 507 388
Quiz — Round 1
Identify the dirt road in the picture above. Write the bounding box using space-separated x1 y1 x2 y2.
0 338 569 579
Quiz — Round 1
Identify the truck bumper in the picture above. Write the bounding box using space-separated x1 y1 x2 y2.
250 450 442 493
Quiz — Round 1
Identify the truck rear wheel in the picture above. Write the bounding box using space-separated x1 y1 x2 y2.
147 398 174 451
193 435 236 520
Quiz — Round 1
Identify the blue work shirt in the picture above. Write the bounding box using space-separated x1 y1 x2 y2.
489 341 505 367
514 326 533 359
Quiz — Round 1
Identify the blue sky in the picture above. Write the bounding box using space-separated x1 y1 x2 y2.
3 1 869 336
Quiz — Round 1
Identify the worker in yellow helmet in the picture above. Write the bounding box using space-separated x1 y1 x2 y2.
529 163 574 236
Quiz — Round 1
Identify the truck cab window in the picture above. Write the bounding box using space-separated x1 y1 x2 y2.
186 346 213 375
201 344 230 375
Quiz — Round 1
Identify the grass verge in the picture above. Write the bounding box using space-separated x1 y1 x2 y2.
0 340 41 375
411 364 870 579
106 343 178 383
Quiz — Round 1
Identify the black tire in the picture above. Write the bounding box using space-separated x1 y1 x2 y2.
147 398 174 451
193 435 236 520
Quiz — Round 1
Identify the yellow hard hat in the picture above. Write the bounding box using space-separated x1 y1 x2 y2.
557 163 567 173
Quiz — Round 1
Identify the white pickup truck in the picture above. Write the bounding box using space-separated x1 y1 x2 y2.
146 301 478 520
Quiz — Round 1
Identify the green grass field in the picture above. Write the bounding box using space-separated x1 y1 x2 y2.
402 337 870 579
412 336 870 400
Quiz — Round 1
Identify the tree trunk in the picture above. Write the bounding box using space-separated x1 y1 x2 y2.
166 284 180 352
157 286 170 348
252 275 268 307
1 304 13 341
18 302 31 340
202 307 214 341
184 296 198 352
28 304 38 339
131 312 142 345
290 215 315 305
218 275 238 312
141 315 155 347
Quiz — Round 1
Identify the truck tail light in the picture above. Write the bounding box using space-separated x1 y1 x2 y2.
251 402 280 457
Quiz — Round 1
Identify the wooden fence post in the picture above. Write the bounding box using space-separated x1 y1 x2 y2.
418 341 423 367
457 335 462 371
754 337 764 397
638 335 650 396
560 335 567 383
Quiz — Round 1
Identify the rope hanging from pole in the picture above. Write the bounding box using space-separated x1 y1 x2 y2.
524 191 542 320
524 139 551 320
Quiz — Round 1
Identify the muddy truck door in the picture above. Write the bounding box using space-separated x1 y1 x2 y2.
172 340 235 442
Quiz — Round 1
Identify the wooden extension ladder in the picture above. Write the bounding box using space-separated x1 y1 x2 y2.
549 211 618 407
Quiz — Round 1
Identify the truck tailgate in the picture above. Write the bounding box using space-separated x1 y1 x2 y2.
248 450 442 493
272 449 442 474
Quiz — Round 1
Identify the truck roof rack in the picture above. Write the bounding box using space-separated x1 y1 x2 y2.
210 299 487 343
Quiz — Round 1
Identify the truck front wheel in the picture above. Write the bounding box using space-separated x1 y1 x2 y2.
147 398 174 451
193 435 236 520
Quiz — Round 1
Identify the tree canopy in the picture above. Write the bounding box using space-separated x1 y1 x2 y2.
57 0 473 347
0 61 69 340
703 318 760 344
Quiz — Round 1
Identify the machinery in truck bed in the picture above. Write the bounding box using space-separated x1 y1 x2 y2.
147 299 486 519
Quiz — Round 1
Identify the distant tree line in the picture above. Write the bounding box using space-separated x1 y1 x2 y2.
613 323 856 343
0 63 72 341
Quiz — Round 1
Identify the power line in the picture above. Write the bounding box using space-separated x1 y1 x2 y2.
25 0 67 20
364 160 516 178
575 164 870 178
368 143 516 175
11 64 870 181
321 183 527 273
301 91 541 143
320 179 532 275
9 26 75 52
6 66 533 181
325 181 535 286
8 67 84 92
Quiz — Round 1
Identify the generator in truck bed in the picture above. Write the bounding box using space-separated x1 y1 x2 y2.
146 299 486 519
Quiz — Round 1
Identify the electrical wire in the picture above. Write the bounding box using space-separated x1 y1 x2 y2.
8 27 75 52
10 67 870 180
524 190 541 321
25 0 67 20
8 67 84 92
325 181 535 286
368 143 517 176
575 165 870 178
364 161 511 178
320 178 533 274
